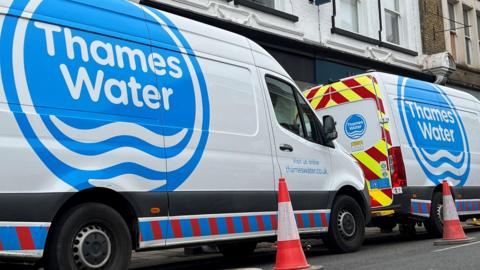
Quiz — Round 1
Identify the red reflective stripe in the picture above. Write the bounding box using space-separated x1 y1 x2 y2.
365 147 387 162
330 91 349 104
381 188 393 198
355 158 379 180
315 95 330 110
0 240 3 251
139 231 143 242
256 215 265 231
241 216 251 233
426 203 431 213
171 220 183 238
308 213 316 227
191 219 201 237
150 221 163 240
295 214 304 228
371 196 382 208
417 202 423 214
306 88 319 100
270 214 278 230
208 218 219 235
382 127 392 145
16 227 35 250
320 213 328 227
225 217 235 234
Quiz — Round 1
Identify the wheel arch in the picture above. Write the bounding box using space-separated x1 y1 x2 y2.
45 188 140 252
329 185 369 221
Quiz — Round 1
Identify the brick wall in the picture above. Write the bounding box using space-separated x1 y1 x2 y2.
420 0 446 55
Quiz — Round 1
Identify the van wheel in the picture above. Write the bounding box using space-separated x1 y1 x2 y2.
45 203 132 270
218 242 257 258
325 195 365 253
424 192 443 237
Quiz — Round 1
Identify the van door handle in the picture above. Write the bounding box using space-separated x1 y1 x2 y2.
279 144 293 152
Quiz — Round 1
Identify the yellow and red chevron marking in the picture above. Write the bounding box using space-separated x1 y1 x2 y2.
305 75 393 208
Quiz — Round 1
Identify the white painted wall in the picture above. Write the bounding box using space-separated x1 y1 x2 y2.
153 0 425 72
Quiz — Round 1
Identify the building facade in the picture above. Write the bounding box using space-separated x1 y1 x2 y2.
441 0 480 94
139 0 434 90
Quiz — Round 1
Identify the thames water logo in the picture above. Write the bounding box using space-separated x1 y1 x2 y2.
0 1 209 191
397 77 470 186
344 114 367 140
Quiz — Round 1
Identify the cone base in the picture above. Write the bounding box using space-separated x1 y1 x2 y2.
274 240 310 270
434 237 476 246
274 265 323 270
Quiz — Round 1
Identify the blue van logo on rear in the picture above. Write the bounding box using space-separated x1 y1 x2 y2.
0 2 209 191
344 114 367 140
397 77 470 186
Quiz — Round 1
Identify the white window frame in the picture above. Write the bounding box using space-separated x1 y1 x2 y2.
477 11 480 55
463 6 472 65
448 2 457 33
383 0 401 45
337 0 360 33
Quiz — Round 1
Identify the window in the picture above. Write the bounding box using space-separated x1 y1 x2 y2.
384 0 400 44
448 2 456 30
464 7 472 65
266 76 322 143
477 12 480 53
248 0 274 9
266 77 304 137
448 2 457 59
295 92 321 143
338 0 359 33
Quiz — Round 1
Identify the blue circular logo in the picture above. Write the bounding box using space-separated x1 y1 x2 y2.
0 1 209 191
397 77 470 186
344 114 367 140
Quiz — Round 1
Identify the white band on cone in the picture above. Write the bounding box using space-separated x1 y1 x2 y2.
443 195 460 221
277 202 300 241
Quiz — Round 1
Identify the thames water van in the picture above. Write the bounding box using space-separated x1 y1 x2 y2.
0 0 369 269
305 72 480 235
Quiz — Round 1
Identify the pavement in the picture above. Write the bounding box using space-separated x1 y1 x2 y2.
2 224 480 269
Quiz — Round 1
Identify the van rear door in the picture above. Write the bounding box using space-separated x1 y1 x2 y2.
305 76 394 210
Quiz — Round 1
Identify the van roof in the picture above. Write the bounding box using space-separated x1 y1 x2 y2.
310 72 479 103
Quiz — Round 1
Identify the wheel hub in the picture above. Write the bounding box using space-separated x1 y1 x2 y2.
437 203 444 225
337 210 356 238
73 225 112 269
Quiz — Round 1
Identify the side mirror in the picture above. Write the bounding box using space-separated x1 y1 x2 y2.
322 115 338 142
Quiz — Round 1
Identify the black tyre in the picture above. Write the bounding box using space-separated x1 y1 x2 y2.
218 241 257 259
45 203 132 270
324 195 365 253
424 192 443 237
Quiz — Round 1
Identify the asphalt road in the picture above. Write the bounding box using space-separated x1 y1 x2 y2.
2 226 480 270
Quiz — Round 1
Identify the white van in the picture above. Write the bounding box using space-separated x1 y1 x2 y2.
0 0 369 268
305 72 480 235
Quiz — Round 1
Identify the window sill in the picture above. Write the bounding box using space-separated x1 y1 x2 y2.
331 27 418 56
231 0 299 22
379 42 418 56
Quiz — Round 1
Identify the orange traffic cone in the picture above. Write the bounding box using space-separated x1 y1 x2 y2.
434 180 475 246
274 178 321 270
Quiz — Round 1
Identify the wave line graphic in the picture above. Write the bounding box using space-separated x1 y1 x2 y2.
420 148 464 163
51 115 188 148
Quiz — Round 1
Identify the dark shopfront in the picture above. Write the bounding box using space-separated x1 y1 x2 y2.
141 0 435 90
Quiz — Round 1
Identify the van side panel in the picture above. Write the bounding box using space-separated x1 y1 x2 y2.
0 0 168 257
130 6 279 248
392 76 480 217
